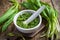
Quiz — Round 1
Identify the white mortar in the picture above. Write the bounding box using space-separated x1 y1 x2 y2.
13 10 42 33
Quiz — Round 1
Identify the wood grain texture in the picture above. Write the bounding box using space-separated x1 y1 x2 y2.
0 0 59 40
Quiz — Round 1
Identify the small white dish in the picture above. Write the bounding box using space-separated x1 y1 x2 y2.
13 10 42 33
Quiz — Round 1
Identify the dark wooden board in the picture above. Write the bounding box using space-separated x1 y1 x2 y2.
0 0 60 40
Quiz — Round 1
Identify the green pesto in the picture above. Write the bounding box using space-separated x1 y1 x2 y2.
17 12 39 29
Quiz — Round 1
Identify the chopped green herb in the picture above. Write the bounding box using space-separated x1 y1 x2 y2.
17 12 39 29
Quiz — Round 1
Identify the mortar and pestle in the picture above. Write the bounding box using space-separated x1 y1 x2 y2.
13 5 46 37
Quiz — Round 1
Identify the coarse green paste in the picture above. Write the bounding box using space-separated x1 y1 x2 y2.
17 12 39 29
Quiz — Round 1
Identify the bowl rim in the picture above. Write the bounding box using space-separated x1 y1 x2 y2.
13 10 42 30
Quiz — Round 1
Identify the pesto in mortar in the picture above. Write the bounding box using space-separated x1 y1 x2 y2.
17 12 39 29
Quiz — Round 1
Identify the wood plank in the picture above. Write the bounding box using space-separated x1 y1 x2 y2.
0 0 56 40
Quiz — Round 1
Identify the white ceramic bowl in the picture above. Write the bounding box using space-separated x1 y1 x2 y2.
13 10 42 33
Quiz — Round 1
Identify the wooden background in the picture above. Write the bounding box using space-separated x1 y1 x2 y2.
0 0 60 40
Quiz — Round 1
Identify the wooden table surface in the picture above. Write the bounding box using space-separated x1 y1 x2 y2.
0 0 60 40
